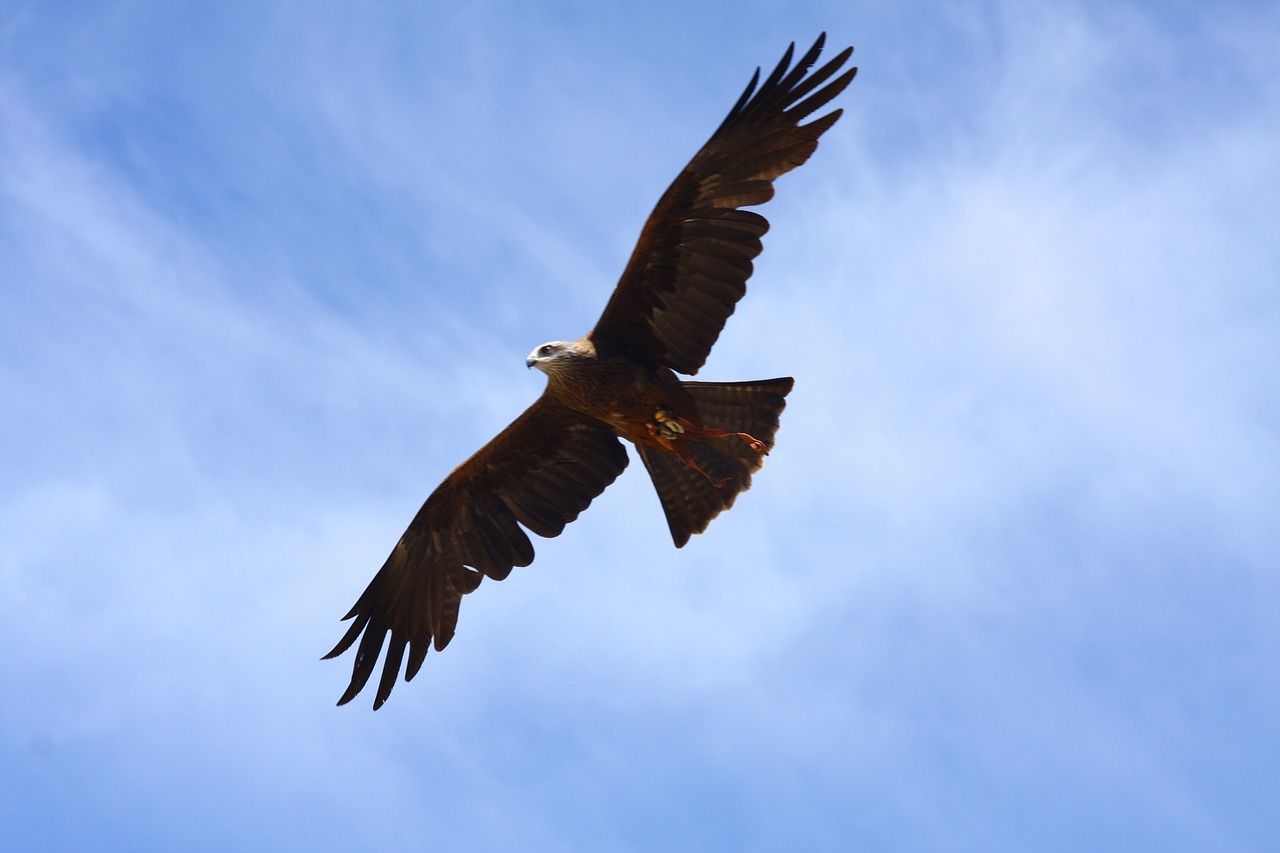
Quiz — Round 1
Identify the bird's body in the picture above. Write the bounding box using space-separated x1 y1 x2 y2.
528 337 786 491
326 35 856 708
528 338 693 446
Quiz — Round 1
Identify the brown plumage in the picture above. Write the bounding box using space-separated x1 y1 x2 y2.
325 35 856 708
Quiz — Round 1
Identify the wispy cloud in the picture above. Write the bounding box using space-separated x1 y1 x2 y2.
2 2 1278 850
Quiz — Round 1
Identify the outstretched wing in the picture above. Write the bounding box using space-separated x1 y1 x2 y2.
324 395 628 709
589 34 856 375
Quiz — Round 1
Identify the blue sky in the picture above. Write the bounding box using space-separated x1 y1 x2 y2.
3 1 1278 850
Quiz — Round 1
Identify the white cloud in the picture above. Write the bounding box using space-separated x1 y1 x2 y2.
2 2 1278 850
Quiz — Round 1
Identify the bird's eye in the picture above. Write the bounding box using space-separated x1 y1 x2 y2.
540 345 553 356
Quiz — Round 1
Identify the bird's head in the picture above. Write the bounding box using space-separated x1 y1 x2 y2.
526 338 594 376
526 340 570 374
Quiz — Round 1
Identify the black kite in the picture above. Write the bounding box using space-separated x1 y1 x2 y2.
326 35 856 708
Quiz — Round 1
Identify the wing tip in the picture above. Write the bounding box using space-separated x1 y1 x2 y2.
335 681 362 707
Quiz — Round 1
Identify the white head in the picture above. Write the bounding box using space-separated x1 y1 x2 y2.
525 338 594 376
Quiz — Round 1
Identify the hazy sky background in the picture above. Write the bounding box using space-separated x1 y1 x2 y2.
3 1 1278 850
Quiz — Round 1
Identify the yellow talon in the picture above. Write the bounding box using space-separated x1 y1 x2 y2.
650 407 688 441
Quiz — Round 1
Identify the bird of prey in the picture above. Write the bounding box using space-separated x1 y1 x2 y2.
326 35 856 708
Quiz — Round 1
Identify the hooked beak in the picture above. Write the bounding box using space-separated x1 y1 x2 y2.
526 357 536 369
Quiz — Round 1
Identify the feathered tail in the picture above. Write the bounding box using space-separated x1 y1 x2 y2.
637 377 793 547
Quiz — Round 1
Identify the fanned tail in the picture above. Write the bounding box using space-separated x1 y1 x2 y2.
638 378 793 547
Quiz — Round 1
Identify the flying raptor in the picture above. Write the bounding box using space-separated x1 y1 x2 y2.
326 35 856 708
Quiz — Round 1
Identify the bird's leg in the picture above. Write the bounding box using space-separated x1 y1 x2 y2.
675 449 733 489
697 428 769 455
650 406 769 455
645 407 740 489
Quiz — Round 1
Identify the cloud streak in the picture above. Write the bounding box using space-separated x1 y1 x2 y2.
2 2 1278 850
